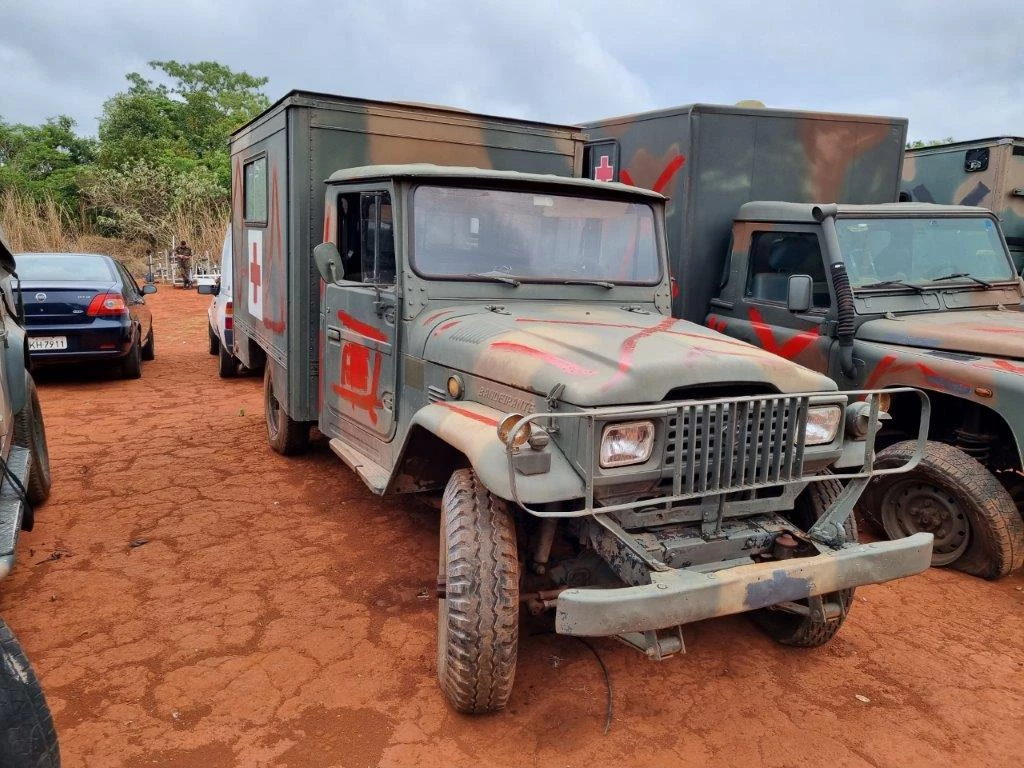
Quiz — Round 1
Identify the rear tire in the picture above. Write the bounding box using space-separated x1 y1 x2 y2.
141 329 155 361
120 334 142 380
0 618 60 768
750 474 856 647
437 469 519 713
263 367 308 455
217 345 237 378
13 373 51 507
208 325 219 355
863 441 1024 578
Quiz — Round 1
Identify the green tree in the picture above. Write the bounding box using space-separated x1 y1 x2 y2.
98 60 269 188
907 137 954 149
0 115 96 210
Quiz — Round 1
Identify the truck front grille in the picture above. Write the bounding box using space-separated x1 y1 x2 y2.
663 396 809 495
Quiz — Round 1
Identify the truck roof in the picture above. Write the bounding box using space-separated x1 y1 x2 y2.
582 102 906 129
325 164 664 199
906 136 1024 154
736 201 992 223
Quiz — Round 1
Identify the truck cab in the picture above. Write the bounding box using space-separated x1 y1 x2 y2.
305 165 931 713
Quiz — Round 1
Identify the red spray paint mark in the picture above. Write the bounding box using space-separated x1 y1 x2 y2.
421 309 455 326
619 169 635 186
863 354 972 396
438 402 499 427
323 206 333 244
337 310 388 344
747 307 819 359
516 317 758 353
263 164 286 333
652 155 685 194
705 315 728 333
332 345 382 425
601 317 677 391
490 341 596 376
432 319 461 337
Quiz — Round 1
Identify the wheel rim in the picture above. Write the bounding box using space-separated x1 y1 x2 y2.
265 377 281 441
879 480 969 566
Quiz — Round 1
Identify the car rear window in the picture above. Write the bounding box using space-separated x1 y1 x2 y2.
15 254 116 282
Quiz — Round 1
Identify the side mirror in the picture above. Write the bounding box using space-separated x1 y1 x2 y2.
314 242 344 284
787 274 813 313
196 283 214 295
142 283 157 295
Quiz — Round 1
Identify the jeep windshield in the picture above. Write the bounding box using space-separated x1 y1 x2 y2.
836 216 1015 289
411 185 661 285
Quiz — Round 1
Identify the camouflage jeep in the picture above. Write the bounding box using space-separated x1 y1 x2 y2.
300 165 931 713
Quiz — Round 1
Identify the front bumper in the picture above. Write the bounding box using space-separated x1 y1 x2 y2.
555 532 933 636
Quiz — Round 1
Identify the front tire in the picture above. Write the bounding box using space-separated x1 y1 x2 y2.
750 474 856 647
13 373 51 507
437 469 519 713
208 325 219 355
263 367 308 455
863 441 1024 578
141 329 155 361
0 618 60 768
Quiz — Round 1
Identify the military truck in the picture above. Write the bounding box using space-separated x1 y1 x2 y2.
230 92 931 714
583 104 1024 577
0 230 59 767
901 137 1024 272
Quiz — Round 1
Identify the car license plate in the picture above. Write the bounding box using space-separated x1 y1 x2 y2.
28 336 68 351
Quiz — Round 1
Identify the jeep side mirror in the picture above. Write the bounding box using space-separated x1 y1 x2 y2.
142 283 157 295
196 283 214 295
314 242 344 284
787 274 813 313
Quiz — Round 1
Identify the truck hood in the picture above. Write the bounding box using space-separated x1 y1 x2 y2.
418 304 835 406
858 310 1024 360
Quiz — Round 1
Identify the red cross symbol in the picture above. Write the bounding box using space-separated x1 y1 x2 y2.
594 155 614 182
250 242 261 304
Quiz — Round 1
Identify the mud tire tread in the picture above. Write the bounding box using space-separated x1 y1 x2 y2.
865 441 1024 578
750 472 856 648
13 374 51 506
0 618 60 768
438 469 519 714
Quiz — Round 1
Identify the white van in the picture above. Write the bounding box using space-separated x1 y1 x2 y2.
202 227 240 377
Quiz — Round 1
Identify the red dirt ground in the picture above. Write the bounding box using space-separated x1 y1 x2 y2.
1 288 1022 768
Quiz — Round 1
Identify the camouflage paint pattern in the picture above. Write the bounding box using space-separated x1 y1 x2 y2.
902 138 1024 270
582 103 908 322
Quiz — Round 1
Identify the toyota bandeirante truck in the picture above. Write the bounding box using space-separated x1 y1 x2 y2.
901 137 1024 272
583 104 1024 578
229 91 931 714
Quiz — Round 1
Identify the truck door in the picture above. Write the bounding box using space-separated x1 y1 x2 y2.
321 188 398 439
710 228 834 374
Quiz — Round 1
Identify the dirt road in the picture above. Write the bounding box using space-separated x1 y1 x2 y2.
1 289 1022 768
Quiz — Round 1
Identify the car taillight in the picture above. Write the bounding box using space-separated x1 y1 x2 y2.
224 301 233 330
87 292 128 317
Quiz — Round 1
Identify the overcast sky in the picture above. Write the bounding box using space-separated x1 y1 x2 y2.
1 0 1021 142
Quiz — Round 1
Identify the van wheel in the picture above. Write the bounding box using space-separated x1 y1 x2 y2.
208 325 219 355
13 373 51 508
865 441 1024 578
750 473 856 647
263 367 308 455
218 345 237 378
120 334 142 380
0 618 60 768
141 329 155 361
437 469 519 713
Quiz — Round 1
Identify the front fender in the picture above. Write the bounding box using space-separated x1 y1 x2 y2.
409 401 584 506
4 320 27 416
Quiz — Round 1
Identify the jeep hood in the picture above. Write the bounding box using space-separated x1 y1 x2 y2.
417 304 835 406
858 309 1024 360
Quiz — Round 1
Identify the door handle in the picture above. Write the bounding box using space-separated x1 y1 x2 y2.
326 326 341 342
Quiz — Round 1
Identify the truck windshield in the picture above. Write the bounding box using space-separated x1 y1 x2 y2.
836 217 1014 288
411 186 660 285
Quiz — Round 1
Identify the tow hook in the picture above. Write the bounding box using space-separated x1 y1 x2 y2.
772 532 800 560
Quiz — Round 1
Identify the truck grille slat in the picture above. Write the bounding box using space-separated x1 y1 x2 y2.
663 395 810 496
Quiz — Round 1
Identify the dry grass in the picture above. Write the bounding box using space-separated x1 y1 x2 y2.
0 189 228 276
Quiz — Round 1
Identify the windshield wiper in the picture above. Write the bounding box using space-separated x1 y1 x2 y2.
562 278 615 289
859 279 926 294
467 272 521 286
931 272 993 289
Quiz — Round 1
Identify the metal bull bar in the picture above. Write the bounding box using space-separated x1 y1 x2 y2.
505 387 930 520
